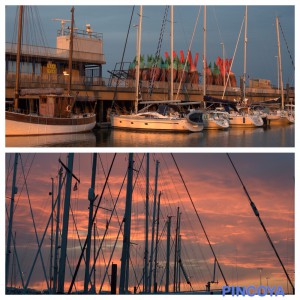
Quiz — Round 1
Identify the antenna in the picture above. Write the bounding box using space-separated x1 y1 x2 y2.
52 18 71 35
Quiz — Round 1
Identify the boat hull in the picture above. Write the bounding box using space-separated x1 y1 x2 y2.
5 112 96 136
228 115 264 128
203 119 229 129
268 116 294 125
110 114 203 132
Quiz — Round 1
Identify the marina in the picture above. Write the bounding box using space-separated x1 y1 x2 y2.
5 153 295 294
5 5 295 146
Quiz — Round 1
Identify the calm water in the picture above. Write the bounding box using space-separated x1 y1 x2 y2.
6 124 294 147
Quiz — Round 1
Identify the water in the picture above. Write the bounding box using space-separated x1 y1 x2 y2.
6 124 294 147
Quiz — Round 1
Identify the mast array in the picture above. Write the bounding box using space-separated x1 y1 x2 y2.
5 153 294 295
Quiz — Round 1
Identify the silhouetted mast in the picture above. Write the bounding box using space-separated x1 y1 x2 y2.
58 154 74 293
53 167 63 293
6 154 19 288
84 153 97 293
149 160 160 292
144 154 149 292
119 153 134 294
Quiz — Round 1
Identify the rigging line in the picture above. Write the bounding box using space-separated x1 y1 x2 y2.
13 154 34 213
148 6 169 96
24 172 67 290
213 7 224 44
222 15 245 99
19 154 50 292
278 20 295 70
99 220 124 293
95 225 112 286
88 166 128 281
136 220 168 289
112 6 135 104
68 153 117 294
5 154 13 193
170 153 228 286
69 204 93 288
226 154 295 294
5 205 25 289
175 6 202 101
160 154 212 278
92 154 144 292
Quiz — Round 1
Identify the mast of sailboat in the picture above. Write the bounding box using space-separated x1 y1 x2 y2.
165 216 172 293
149 160 160 292
243 6 248 101
14 6 23 111
53 167 63 293
67 6 74 95
57 154 74 293
144 154 149 292
5 153 19 288
119 153 134 294
173 207 180 292
93 222 96 291
84 153 97 293
153 191 161 293
49 177 54 292
170 6 174 100
134 7 143 114
203 6 207 105
276 16 284 110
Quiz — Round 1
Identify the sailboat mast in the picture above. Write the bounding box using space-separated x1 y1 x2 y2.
57 153 74 293
53 167 63 293
14 6 23 111
276 16 284 110
67 6 74 95
173 207 180 292
119 153 134 294
243 6 248 101
165 216 172 293
149 160 160 292
203 6 207 100
144 154 149 293
5 153 19 288
49 178 54 292
84 153 97 293
135 6 143 114
153 191 161 292
170 6 174 100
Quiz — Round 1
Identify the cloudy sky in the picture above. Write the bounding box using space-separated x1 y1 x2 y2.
4 3 295 87
5 153 294 293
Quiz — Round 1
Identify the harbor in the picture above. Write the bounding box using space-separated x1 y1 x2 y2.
5 5 295 147
5 153 295 294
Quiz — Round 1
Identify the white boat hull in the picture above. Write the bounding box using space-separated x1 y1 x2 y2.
111 114 204 132
267 110 294 125
228 114 264 127
6 112 96 136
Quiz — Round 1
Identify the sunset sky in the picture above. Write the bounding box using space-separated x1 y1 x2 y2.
5 153 294 294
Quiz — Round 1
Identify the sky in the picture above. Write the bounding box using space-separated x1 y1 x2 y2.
4 3 295 87
5 153 295 294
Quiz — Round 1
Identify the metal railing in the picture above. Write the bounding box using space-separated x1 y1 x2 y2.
6 42 105 64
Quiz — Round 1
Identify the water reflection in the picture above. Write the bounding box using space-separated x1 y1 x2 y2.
6 132 96 147
5 124 294 147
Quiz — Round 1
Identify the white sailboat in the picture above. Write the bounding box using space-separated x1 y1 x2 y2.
266 16 294 125
202 6 229 130
228 7 263 128
110 6 204 133
5 6 96 137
